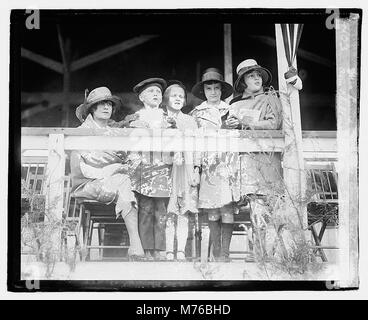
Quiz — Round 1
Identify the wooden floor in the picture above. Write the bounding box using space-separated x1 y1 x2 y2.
21 256 339 281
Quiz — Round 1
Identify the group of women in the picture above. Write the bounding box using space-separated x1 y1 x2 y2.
70 58 283 262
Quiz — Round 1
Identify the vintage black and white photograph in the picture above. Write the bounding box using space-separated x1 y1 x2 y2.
7 5 362 292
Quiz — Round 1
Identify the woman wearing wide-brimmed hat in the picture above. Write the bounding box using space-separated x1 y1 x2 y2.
70 86 146 261
229 59 283 258
190 68 241 262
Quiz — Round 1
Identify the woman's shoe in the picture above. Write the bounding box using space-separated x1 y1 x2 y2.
166 252 174 261
153 250 167 261
128 254 147 262
144 250 154 261
176 251 186 261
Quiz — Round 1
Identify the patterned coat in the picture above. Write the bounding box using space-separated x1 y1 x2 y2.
190 101 241 209
128 106 173 198
229 89 283 196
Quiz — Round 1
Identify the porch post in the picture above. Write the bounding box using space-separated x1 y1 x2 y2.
57 26 71 127
275 24 308 231
224 23 233 102
335 14 359 288
44 133 66 220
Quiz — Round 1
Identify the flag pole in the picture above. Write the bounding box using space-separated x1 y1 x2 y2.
275 24 308 233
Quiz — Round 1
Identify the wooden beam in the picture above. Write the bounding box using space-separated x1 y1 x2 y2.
335 14 359 288
70 35 158 71
224 24 233 103
21 127 284 137
21 103 57 120
21 47 63 74
57 26 71 127
20 127 337 154
250 35 335 69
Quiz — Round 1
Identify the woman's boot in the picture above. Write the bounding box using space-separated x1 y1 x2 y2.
209 220 221 259
176 214 189 261
165 215 176 260
221 223 234 262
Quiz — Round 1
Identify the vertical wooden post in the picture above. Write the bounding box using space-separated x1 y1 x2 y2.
44 133 65 220
196 61 201 83
63 59 71 127
275 24 308 231
224 23 233 102
335 14 359 288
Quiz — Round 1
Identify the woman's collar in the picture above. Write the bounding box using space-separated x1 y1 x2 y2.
194 100 228 111
242 90 264 99
80 114 109 129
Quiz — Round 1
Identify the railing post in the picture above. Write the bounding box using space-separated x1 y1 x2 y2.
275 24 308 232
44 133 65 220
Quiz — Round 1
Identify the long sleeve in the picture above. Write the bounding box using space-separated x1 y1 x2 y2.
250 102 279 130
70 151 89 191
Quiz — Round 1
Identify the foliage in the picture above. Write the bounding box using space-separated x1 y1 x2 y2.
21 179 78 278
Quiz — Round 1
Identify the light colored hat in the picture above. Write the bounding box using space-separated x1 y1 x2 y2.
75 87 122 123
234 59 272 92
191 68 233 100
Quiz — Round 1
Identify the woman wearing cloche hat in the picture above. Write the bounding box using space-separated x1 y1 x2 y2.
190 68 240 263
229 59 283 259
71 87 146 261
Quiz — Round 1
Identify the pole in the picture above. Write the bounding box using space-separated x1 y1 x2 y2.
224 24 233 103
275 24 308 232
57 25 71 127
335 14 359 288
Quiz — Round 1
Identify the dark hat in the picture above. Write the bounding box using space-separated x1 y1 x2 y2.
75 86 122 123
191 68 234 101
234 59 272 92
166 80 186 91
133 77 167 95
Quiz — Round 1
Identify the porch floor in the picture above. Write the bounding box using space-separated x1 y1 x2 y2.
21 258 339 281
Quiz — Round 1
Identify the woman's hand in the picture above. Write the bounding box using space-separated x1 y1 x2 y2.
190 167 201 186
224 116 240 129
129 120 150 128
165 116 177 128
114 163 130 174
124 113 139 123
102 163 129 177
173 152 183 165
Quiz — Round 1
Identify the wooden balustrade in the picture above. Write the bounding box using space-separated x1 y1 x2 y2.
21 127 337 220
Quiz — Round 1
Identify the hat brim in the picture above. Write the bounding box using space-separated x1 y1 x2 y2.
234 66 272 93
75 95 122 123
191 80 234 101
133 78 167 94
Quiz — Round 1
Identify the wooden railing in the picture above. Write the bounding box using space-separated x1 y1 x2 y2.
21 127 337 219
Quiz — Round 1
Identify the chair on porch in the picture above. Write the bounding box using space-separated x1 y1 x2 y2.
306 162 339 262
230 203 254 261
68 195 130 261
21 162 47 195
